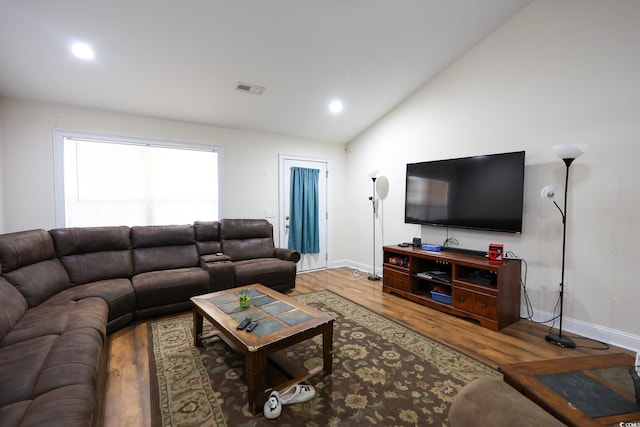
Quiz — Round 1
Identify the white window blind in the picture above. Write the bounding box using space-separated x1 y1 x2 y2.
59 135 220 227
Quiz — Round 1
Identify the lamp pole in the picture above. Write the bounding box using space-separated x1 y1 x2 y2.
368 176 381 281
545 158 576 348
543 143 587 348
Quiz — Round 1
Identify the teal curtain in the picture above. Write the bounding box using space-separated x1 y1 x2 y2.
288 167 320 254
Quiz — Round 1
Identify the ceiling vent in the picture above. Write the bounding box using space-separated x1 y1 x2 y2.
236 82 265 95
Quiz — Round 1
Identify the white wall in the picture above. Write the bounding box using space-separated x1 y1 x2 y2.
345 0 640 346
0 98 348 261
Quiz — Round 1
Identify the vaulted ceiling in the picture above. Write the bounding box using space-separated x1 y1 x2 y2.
0 1 531 143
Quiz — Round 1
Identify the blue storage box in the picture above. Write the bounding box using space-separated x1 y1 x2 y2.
431 291 452 304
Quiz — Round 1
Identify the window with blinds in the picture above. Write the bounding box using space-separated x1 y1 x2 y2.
54 131 222 227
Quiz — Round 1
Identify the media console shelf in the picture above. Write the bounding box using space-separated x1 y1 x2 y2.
382 245 521 331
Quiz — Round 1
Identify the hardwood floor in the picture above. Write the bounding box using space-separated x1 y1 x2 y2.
103 267 631 426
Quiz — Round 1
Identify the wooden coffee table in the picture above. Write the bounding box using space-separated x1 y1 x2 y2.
191 284 335 414
499 353 640 426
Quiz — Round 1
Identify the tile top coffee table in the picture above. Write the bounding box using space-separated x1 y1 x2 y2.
499 353 640 426
191 284 335 414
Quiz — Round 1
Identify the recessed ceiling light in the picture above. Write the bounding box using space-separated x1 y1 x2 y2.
329 100 343 114
72 42 95 60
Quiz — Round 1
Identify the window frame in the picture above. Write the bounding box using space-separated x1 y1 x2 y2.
53 129 224 228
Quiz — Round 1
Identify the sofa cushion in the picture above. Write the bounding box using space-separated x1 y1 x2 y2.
0 300 105 419
50 226 133 285
5 384 97 427
131 224 194 248
194 220 222 255
220 219 275 261
0 400 31 427
0 335 57 407
131 225 199 274
233 258 297 288
0 229 54 273
0 230 70 307
1 297 108 347
4 259 70 308
46 279 135 328
50 226 130 257
133 245 200 274
0 277 27 344
132 267 210 310
33 385 97 427
32 328 103 398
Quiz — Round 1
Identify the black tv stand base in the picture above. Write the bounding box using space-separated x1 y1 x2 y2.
368 274 381 281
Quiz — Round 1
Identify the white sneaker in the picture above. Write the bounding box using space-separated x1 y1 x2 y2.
263 391 282 420
279 383 316 405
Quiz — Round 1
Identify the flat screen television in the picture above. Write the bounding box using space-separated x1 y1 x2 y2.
404 151 525 233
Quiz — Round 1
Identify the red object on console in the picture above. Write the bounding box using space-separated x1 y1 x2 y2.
488 243 504 265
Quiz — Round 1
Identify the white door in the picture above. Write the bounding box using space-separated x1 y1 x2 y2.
279 156 328 272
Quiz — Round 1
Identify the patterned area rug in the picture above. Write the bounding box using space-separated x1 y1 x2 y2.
148 290 498 426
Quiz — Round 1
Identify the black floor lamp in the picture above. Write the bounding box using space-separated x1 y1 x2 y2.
540 143 587 349
368 171 381 281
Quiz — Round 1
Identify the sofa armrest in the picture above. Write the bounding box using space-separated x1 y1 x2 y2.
199 258 236 291
274 248 301 263
448 376 565 427
200 254 232 263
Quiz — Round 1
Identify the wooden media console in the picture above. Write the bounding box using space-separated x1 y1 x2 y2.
382 245 521 331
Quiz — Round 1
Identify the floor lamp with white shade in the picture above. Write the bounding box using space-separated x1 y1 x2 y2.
540 143 588 348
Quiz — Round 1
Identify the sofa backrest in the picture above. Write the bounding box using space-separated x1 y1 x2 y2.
131 224 199 274
194 221 222 255
49 226 133 285
220 219 275 261
0 277 27 344
0 229 70 307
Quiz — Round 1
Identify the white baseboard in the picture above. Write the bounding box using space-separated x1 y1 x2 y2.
329 259 380 276
525 307 640 353
331 260 640 352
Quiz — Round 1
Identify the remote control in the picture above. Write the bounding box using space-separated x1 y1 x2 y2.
245 320 259 332
236 318 252 330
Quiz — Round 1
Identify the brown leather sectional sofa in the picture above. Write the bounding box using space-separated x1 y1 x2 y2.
0 218 299 426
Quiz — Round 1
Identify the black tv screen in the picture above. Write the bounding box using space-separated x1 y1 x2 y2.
404 151 525 233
